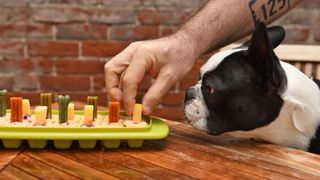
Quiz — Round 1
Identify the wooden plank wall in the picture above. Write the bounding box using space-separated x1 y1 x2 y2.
221 44 320 78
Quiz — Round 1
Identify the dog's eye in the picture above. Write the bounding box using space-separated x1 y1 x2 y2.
209 88 215 94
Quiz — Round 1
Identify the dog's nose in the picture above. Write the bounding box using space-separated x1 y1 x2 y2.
185 87 196 101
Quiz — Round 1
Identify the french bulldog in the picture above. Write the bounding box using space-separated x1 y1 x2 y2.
184 22 320 154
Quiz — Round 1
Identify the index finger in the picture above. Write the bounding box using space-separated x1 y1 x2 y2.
104 46 134 101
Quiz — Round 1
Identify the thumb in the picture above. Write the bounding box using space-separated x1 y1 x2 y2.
142 70 178 115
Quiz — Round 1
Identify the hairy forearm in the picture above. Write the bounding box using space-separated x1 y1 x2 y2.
175 0 302 57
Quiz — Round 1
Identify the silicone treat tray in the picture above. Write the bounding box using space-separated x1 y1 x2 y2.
0 110 169 149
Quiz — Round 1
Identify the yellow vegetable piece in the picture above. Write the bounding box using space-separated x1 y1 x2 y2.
34 106 47 125
22 99 31 116
68 103 74 120
133 104 143 123
84 105 93 125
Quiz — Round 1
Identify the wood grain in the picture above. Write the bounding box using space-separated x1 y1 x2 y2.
0 165 38 180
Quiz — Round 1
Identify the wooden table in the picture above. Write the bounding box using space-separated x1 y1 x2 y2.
1 103 320 179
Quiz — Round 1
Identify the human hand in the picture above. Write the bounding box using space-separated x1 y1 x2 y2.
104 34 198 115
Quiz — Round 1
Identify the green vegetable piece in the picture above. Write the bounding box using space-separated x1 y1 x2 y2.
57 95 70 124
40 93 52 119
0 89 8 117
87 96 98 119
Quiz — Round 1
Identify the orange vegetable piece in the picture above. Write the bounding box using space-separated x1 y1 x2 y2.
108 101 120 123
10 97 23 122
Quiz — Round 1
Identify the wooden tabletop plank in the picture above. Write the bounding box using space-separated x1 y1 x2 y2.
0 165 38 180
93 149 193 180
117 146 234 179
0 149 23 166
165 134 315 179
55 149 154 180
10 153 78 179
24 150 118 180
168 122 320 179
142 141 263 180
147 139 301 180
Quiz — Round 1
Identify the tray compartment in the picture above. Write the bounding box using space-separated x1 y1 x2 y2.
28 140 47 149
103 140 121 149
53 140 73 149
2 139 23 148
78 140 97 149
127 140 144 148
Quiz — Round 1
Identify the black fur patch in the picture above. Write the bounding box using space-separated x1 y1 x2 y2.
307 79 320 154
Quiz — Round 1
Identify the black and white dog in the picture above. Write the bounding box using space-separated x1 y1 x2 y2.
184 22 320 154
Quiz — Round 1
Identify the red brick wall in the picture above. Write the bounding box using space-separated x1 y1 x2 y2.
0 0 318 121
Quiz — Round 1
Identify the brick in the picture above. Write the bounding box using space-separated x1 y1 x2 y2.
161 26 178 36
0 58 33 73
0 76 13 90
301 0 320 9
82 41 129 57
152 106 184 121
0 7 29 24
0 58 53 74
13 74 38 90
28 41 78 57
138 9 187 25
161 92 185 106
88 8 135 24
110 25 159 41
56 59 105 74
34 59 54 73
27 24 52 39
142 0 205 8
57 24 107 40
0 24 52 39
0 0 44 7
283 25 310 43
40 75 90 91
0 41 24 57
32 6 88 23
274 9 319 26
101 0 140 6
93 75 105 90
47 0 101 5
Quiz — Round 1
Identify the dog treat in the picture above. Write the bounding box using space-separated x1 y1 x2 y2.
84 105 94 125
22 99 31 116
40 93 52 119
0 89 8 117
133 104 143 123
68 103 74 121
57 95 70 124
34 106 47 125
10 97 23 122
87 96 98 119
108 101 120 123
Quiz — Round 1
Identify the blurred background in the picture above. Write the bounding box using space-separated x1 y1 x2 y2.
0 0 318 121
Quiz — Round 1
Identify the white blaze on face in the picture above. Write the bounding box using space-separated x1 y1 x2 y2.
200 48 247 77
184 48 247 131
184 83 209 131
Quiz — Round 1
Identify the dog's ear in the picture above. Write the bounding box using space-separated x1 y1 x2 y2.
241 26 285 49
266 26 285 49
247 22 285 94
